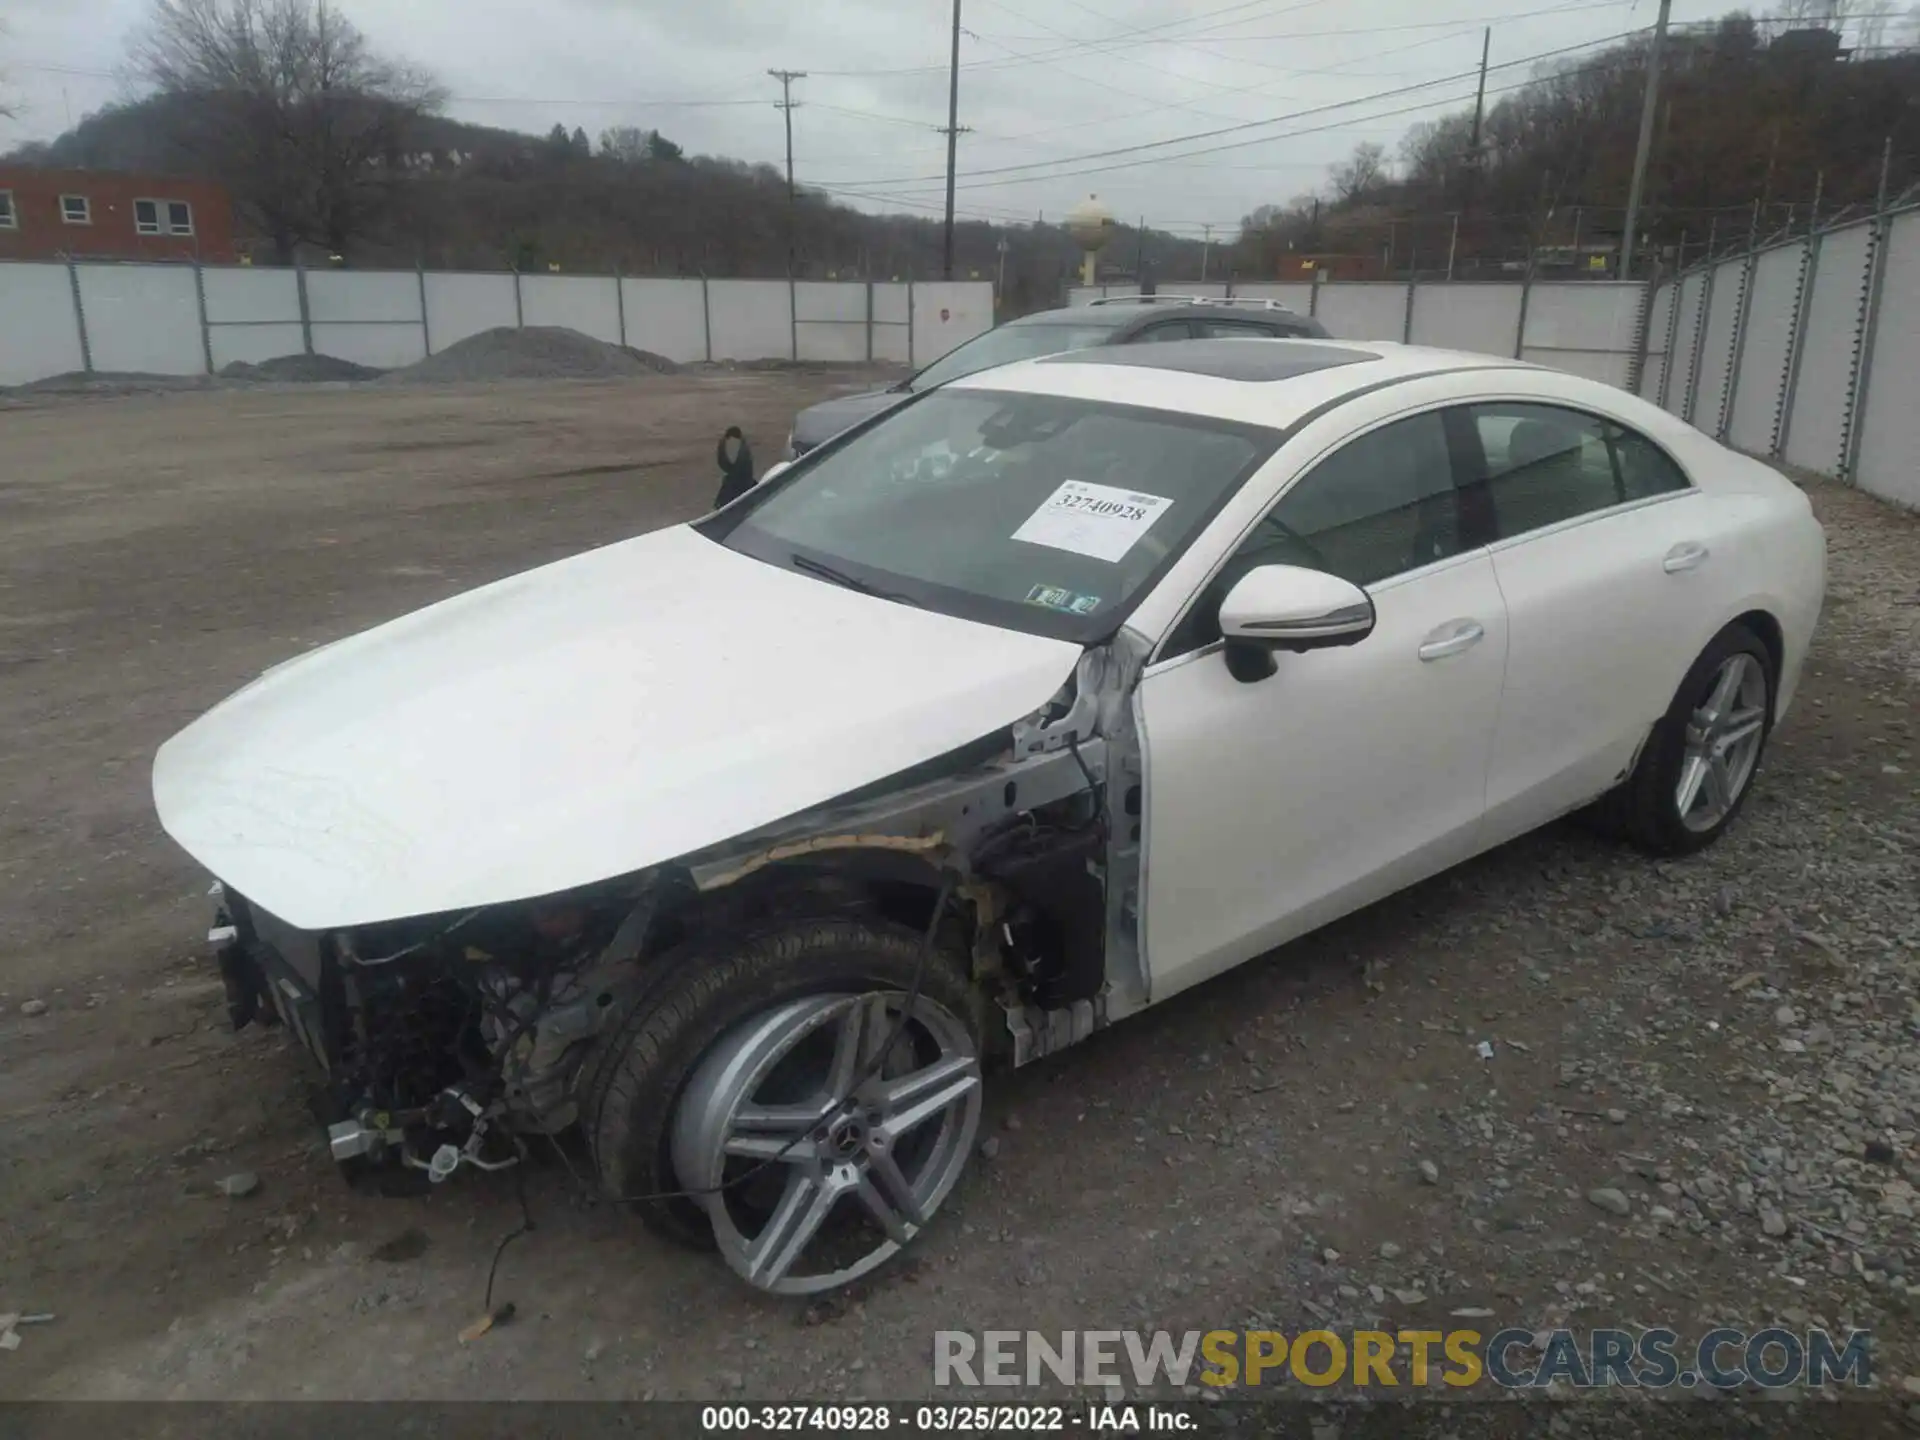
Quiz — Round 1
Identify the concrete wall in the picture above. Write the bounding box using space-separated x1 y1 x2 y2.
0 259 994 384
795 281 869 363
1689 259 1743 432
1724 245 1802 455
1064 279 1646 382
1409 283 1523 358
1637 280 1676 404
620 278 708 363
520 275 623 346
0 263 86 384
872 283 911 364
77 263 204 376
1313 283 1409 342
1782 224 1870 475
1854 210 1920 508
911 282 994 370
202 267 305 369
708 278 793 362
1665 271 1708 418
1521 282 1644 387
424 272 518 351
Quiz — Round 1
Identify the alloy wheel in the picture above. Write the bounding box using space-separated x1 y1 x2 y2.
670 990 982 1293
1676 651 1768 833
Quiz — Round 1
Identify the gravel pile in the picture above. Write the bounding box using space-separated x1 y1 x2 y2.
220 354 385 383
382 326 679 384
12 371 216 396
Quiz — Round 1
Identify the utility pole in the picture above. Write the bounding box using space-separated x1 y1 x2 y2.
941 0 964 279
1619 0 1673 281
769 69 806 270
1463 28 1491 216
995 235 1010 301
1200 223 1213 283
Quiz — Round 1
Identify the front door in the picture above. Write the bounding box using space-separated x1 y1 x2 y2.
1136 409 1509 1002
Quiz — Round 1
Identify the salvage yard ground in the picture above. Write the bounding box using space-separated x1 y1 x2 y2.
0 370 1917 1410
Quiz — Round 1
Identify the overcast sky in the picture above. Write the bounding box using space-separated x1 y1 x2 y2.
2 0 1749 234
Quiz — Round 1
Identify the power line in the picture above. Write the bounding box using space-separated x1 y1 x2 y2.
826 27 1645 193
804 0 1303 77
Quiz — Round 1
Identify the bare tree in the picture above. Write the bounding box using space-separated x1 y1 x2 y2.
135 0 444 261
1329 142 1389 205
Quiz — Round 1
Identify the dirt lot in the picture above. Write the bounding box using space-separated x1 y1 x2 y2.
1 371 1917 1411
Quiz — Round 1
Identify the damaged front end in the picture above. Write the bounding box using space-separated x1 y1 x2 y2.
211 878 663 1185
202 638 1151 1192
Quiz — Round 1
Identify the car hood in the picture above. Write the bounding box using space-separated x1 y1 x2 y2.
791 389 908 450
152 526 1082 930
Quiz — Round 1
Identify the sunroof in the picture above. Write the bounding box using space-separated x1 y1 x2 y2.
1038 338 1377 381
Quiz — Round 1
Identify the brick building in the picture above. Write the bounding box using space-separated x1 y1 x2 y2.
0 168 238 263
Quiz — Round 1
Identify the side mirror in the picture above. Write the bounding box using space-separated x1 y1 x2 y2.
758 460 793 486
1217 564 1374 683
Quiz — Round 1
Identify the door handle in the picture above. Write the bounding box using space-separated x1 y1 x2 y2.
1663 541 1710 573
1418 619 1486 662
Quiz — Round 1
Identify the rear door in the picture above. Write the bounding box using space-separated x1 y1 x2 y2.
1461 400 1726 842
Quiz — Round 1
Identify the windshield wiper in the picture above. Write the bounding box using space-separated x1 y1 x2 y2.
788 553 922 608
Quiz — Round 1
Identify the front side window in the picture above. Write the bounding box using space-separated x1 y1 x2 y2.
167 200 195 235
1165 411 1463 654
909 321 1126 390
134 199 162 234
713 390 1278 642
1464 402 1689 542
61 194 91 224
1133 322 1195 342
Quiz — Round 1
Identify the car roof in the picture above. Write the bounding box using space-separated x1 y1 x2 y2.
946 338 1533 428
1010 300 1315 331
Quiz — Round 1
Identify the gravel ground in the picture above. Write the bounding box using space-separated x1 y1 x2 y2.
0 382 1914 1417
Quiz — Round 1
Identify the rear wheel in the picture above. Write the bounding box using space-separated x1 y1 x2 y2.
587 916 984 1292
1603 622 1775 856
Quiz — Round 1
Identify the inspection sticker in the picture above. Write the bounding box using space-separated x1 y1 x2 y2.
1011 480 1173 563
1025 584 1103 615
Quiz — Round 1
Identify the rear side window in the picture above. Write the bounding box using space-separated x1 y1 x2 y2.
1465 403 1689 542
1132 322 1195 342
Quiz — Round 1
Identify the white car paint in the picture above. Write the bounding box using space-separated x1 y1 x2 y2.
1138 549 1510 999
153 339 1824 1005
152 526 1082 930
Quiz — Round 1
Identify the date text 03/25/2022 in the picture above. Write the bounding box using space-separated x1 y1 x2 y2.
700 1405 1192 1432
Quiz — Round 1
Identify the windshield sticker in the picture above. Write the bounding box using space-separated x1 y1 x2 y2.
1011 480 1174 563
1025 584 1103 616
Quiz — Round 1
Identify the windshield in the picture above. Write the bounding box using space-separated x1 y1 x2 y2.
909 321 1124 390
711 390 1279 642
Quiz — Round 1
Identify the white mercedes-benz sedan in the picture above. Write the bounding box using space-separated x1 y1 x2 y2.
153 338 1825 1294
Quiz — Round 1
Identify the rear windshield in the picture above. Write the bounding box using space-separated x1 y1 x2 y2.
709 389 1280 642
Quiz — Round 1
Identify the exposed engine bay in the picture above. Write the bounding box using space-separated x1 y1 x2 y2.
206 642 1148 1191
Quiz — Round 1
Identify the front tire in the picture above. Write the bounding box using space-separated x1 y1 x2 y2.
586 916 984 1291
1605 622 1776 856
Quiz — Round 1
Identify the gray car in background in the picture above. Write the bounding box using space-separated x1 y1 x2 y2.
785 295 1330 458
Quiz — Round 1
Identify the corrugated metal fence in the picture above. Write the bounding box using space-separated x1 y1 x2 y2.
1637 199 1920 510
0 259 994 387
